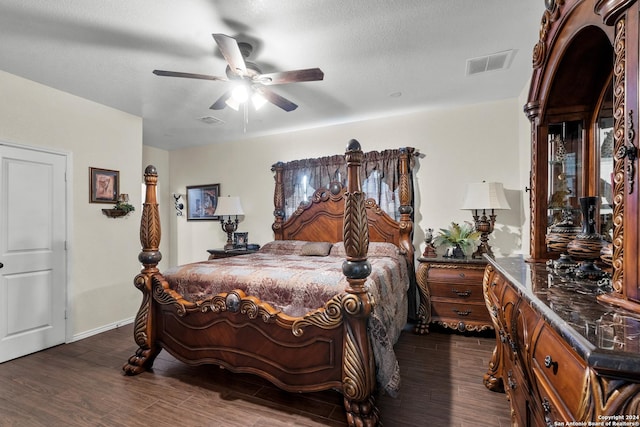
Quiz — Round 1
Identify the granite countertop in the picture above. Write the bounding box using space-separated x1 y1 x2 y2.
487 256 640 377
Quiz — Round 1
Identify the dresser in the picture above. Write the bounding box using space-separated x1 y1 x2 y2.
415 256 491 334
484 257 640 424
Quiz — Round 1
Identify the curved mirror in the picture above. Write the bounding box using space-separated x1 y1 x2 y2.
547 120 584 228
596 79 614 241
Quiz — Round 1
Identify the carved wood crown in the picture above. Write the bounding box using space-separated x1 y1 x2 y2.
533 0 565 69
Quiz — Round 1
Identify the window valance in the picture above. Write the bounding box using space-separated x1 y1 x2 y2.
275 147 416 220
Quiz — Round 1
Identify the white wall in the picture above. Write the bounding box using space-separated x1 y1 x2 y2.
168 98 525 264
0 70 143 338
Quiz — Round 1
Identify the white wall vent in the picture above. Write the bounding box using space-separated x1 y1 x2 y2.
198 116 224 125
466 50 516 76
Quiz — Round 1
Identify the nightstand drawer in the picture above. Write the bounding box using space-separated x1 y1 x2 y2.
426 265 485 283
428 281 484 302
431 301 491 324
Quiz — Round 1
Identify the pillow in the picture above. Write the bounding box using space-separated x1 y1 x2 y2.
300 241 333 256
259 240 308 255
330 242 346 257
260 240 334 256
330 241 399 258
367 242 401 258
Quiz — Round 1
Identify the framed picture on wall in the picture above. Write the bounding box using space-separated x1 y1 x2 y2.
186 183 220 220
89 167 119 203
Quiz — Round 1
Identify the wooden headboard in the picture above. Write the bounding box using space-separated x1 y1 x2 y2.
271 143 415 267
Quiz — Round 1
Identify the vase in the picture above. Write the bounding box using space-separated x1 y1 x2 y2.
567 197 606 260
545 207 580 253
600 242 613 267
452 244 465 258
567 196 607 279
444 244 465 259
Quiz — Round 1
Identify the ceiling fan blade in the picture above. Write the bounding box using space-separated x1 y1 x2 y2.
257 88 298 112
210 90 232 110
153 70 227 81
212 34 247 76
256 68 324 85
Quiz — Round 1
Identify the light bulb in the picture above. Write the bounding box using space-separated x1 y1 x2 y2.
232 85 248 103
252 92 267 110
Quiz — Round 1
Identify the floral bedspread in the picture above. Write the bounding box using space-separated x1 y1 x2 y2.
162 240 409 396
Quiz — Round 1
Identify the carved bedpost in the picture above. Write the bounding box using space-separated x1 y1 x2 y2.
272 161 285 239
342 139 379 427
397 147 416 316
123 165 162 375
397 147 415 262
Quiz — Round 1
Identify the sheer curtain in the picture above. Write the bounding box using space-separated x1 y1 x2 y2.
280 148 414 221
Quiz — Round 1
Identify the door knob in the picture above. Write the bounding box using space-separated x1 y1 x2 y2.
0 262 3 268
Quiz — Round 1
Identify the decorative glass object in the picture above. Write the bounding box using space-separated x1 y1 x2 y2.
567 196 607 279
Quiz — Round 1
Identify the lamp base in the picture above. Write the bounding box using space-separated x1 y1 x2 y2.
472 236 493 259
471 210 496 259
221 217 238 251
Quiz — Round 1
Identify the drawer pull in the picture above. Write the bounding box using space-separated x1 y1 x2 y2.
458 272 466 278
542 398 554 427
490 282 497 288
451 288 471 297
452 309 471 317
544 355 558 373
544 355 553 368
507 370 517 390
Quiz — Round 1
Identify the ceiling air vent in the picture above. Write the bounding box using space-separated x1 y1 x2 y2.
198 116 224 125
466 50 516 76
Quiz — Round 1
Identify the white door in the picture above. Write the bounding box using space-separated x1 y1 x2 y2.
0 144 67 363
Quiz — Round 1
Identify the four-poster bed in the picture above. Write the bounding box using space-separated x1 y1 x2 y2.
123 140 417 426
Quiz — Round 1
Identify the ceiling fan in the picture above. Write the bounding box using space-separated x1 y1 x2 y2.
153 33 324 112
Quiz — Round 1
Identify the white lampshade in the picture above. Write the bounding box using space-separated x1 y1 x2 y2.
215 196 244 217
461 182 511 210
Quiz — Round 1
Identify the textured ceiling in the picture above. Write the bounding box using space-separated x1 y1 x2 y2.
0 1 545 150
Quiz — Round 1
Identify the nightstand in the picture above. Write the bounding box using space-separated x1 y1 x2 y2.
415 256 492 334
207 248 258 260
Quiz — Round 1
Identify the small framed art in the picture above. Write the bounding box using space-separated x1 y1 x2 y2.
90 167 119 203
186 183 220 220
234 232 248 248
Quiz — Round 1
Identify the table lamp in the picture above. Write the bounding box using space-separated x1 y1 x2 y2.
461 182 510 258
215 196 244 250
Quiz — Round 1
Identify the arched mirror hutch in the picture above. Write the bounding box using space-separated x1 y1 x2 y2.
525 0 639 313
483 1 640 424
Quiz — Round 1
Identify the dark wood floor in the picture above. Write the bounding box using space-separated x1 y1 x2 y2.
0 323 511 426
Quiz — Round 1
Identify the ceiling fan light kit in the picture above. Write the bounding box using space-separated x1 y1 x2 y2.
251 92 268 110
152 33 324 114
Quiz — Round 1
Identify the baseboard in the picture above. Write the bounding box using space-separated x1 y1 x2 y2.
70 317 135 342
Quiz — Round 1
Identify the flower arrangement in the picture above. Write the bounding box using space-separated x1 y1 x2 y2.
432 222 481 258
113 200 135 213
113 193 135 213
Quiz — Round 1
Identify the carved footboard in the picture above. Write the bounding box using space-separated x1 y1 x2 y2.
124 140 380 426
